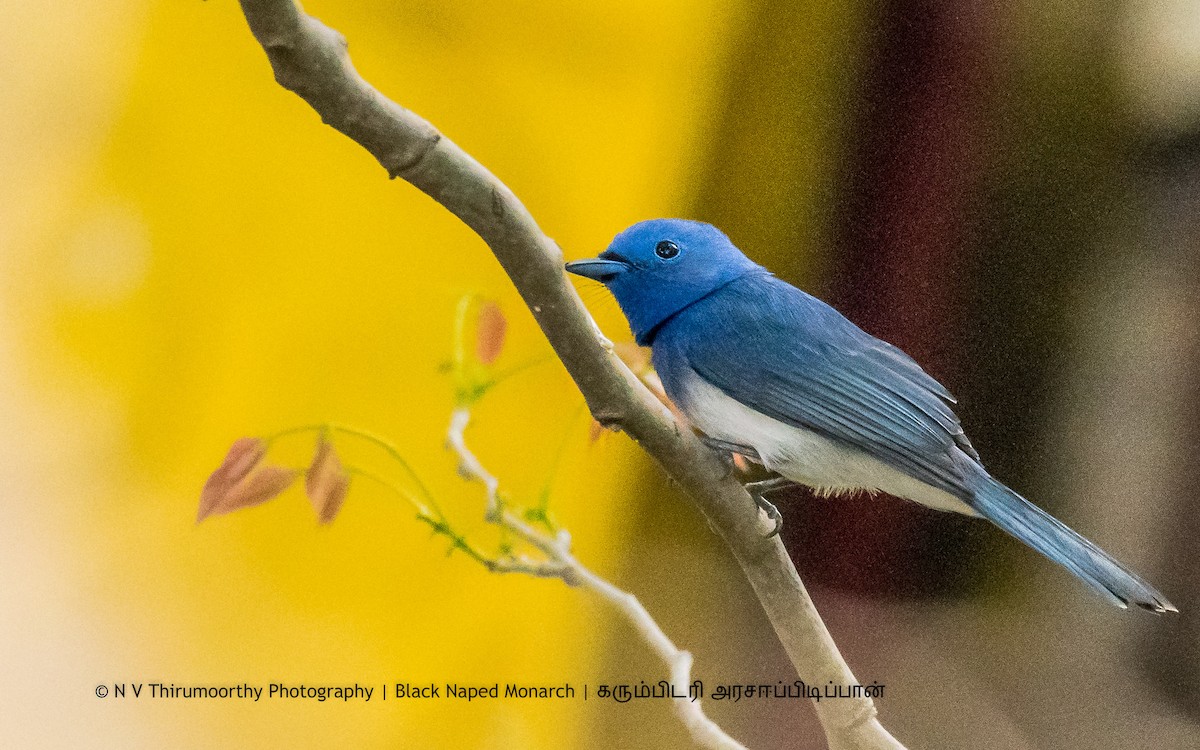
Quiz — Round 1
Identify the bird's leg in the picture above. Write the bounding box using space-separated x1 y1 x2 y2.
698 436 789 535
699 436 761 478
743 476 795 538
700 436 761 461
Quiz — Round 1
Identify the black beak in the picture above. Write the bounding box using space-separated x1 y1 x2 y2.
564 257 629 284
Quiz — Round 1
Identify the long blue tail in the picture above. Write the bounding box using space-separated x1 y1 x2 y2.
968 473 1176 613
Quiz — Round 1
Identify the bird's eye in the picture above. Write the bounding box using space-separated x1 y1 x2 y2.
654 240 680 259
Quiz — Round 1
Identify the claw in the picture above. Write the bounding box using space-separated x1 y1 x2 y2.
758 496 784 538
715 448 738 479
744 476 794 538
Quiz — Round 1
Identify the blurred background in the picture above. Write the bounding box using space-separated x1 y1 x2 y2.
1 0 1197 748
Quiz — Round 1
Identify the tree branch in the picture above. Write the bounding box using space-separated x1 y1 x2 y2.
447 405 745 749
232 1 905 747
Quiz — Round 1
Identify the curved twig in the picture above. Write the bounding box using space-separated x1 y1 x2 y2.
447 406 746 749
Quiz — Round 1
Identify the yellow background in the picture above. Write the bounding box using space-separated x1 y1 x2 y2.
0 1 761 747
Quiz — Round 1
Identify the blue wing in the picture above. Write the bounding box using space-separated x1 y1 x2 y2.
659 274 980 497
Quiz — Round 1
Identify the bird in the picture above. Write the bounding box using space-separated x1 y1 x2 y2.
565 218 1176 613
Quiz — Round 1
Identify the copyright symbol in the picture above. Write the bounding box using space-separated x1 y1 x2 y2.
96 685 109 698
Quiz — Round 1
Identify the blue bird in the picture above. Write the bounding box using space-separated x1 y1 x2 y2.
566 218 1176 613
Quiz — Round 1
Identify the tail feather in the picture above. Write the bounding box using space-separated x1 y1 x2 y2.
968 474 1176 613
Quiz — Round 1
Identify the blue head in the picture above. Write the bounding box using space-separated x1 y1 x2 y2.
565 219 765 344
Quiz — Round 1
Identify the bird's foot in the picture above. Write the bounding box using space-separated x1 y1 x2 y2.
700 436 761 479
744 476 793 538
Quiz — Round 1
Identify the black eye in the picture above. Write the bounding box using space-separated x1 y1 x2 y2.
654 240 680 259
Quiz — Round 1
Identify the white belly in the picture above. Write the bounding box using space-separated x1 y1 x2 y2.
678 370 976 515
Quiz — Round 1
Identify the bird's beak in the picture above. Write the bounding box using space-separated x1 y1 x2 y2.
564 257 629 283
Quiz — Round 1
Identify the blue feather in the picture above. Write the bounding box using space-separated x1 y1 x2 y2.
967 468 1175 612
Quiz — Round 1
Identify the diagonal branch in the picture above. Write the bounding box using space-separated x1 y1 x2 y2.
232 2 905 747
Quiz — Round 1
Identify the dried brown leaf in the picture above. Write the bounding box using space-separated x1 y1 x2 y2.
226 466 298 511
475 301 507 365
198 437 266 522
203 466 298 521
305 436 351 525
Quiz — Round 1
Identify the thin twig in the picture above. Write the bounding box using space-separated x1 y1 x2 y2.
232 2 905 747
446 405 745 750
447 408 501 522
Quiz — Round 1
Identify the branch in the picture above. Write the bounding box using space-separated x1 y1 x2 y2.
447 406 745 749
232 2 905 747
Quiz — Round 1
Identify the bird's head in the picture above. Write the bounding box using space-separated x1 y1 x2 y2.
565 218 764 345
